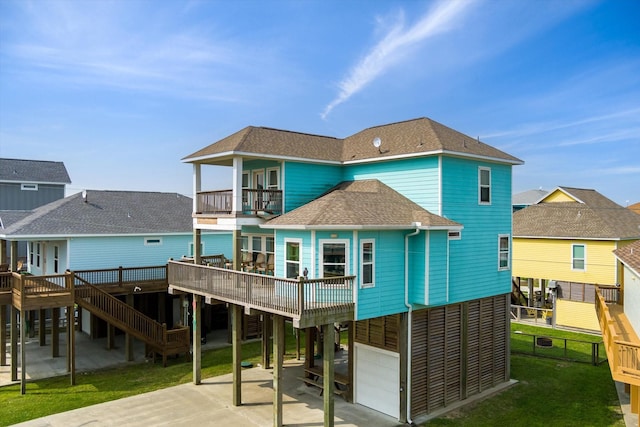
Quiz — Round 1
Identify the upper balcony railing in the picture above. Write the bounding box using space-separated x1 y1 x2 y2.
595 286 640 386
196 189 283 216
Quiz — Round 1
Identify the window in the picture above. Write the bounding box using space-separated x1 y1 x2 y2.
266 168 279 190
572 244 585 270
242 172 249 208
285 239 301 279
321 240 348 278
36 243 41 267
498 234 510 270
21 183 38 191
479 167 491 204
144 237 162 246
448 230 461 240
360 240 374 288
188 242 205 257
53 245 60 273
29 242 34 266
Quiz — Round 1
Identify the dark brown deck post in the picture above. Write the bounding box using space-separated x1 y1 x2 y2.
38 309 46 346
273 314 285 427
232 229 242 271
323 323 335 427
304 327 315 373
68 304 76 386
125 293 134 361
192 294 202 385
0 304 6 366
106 323 115 350
51 307 59 357
261 314 271 369
11 305 18 381
20 307 26 394
193 229 202 265
232 303 242 406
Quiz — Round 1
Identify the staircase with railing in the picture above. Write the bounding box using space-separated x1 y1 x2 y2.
74 276 190 366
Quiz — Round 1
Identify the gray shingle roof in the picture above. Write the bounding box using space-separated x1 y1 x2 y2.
263 180 461 230
513 189 548 206
0 190 193 237
0 158 71 183
183 118 522 166
514 186 640 239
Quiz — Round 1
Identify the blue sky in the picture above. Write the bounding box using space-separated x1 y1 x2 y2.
0 0 638 206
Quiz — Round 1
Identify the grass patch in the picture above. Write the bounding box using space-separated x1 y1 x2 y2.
0 329 302 426
423 325 623 426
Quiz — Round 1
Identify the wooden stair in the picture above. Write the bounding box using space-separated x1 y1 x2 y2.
74 279 190 366
511 278 528 306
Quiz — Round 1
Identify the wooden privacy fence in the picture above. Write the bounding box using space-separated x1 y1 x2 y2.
167 260 354 319
595 289 640 385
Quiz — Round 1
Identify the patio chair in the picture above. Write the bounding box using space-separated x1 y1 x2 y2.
256 254 274 275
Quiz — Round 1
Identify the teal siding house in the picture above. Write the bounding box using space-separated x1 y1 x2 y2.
178 118 522 422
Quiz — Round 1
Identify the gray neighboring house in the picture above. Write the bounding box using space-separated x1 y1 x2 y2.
0 158 71 266
512 188 548 212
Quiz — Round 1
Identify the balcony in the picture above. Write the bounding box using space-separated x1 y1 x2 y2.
196 189 283 216
167 260 354 328
595 286 640 386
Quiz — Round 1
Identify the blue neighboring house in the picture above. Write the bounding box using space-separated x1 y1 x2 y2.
178 117 522 422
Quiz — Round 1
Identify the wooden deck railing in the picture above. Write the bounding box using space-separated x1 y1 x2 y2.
196 189 283 215
74 265 167 287
0 272 11 292
595 288 640 386
167 260 354 320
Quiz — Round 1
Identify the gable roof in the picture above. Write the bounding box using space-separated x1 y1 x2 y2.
0 190 193 238
183 118 522 166
613 240 640 277
0 158 71 184
514 186 640 240
513 189 548 207
629 202 640 215
262 179 462 230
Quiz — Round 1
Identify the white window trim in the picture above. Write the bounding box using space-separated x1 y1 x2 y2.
498 234 510 271
21 183 38 191
284 238 303 279
360 239 375 289
144 237 163 246
319 238 350 278
189 241 205 257
571 243 586 271
266 167 280 190
478 167 491 205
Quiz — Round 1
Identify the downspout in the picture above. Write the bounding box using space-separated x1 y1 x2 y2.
404 223 421 425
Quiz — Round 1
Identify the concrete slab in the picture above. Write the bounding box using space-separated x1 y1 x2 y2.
2 330 403 427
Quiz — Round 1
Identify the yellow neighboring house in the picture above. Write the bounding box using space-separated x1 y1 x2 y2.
513 186 640 331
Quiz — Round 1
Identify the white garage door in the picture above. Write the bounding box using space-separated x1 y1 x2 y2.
355 343 399 419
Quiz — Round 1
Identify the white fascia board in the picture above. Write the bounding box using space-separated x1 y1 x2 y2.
343 150 523 166
183 151 341 165
3 232 194 240
261 224 463 231
514 235 621 241
0 179 68 185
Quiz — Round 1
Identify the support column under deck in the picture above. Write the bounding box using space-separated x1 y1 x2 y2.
323 323 335 427
232 304 242 406
51 307 59 358
262 314 271 370
125 294 134 361
20 308 26 394
67 305 76 386
192 295 202 385
0 304 6 366
39 309 46 346
273 315 285 427
11 306 17 381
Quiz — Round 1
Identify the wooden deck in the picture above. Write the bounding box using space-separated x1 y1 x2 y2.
167 261 354 329
596 288 640 386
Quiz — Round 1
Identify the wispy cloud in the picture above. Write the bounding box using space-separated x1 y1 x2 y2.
321 0 475 119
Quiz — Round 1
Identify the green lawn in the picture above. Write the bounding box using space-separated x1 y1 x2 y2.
423 324 624 426
0 325 625 427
